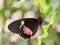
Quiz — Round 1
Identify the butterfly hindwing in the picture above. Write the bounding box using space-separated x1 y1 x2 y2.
20 18 38 38
24 18 38 35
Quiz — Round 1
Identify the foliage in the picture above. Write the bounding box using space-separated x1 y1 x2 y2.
0 0 60 45
32 0 60 45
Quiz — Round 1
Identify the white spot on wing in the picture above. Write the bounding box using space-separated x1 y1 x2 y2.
20 20 24 28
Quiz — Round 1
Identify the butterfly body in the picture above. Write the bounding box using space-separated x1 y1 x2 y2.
8 18 42 39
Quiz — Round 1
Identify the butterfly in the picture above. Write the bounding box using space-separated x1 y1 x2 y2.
8 17 42 39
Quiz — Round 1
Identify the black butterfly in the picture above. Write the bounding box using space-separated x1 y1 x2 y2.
8 17 42 39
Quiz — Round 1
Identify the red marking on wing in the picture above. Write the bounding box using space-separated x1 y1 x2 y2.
23 26 32 35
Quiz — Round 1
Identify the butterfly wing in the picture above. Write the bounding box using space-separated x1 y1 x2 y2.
19 18 39 39
8 19 24 34
8 18 41 39
24 18 38 35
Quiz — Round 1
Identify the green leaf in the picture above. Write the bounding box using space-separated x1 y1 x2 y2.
5 0 14 9
49 16 54 25
32 0 50 15
37 36 43 45
42 24 50 31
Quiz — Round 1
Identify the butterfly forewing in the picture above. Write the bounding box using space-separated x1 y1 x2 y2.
8 19 23 34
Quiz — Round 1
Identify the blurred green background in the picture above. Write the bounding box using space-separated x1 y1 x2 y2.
0 0 60 45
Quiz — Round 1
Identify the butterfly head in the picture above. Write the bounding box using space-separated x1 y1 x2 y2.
38 17 42 25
